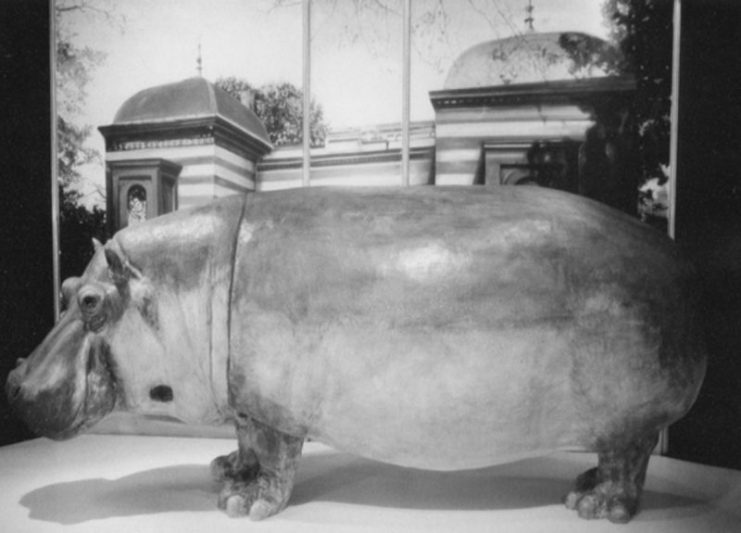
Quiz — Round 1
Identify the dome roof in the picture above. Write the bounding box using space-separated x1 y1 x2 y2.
113 77 271 147
444 32 618 90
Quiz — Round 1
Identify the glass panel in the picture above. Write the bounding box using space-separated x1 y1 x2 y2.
306 1 404 186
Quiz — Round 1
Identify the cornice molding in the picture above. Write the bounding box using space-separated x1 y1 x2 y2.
105 158 183 175
99 116 272 161
429 76 636 110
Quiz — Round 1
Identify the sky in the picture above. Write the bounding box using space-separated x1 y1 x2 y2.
60 0 610 204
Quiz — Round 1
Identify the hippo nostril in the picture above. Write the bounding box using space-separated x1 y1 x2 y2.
150 385 174 403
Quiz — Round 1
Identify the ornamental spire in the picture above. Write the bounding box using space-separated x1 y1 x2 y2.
196 41 203 77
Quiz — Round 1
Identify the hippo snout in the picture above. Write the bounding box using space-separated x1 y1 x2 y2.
5 366 24 403
5 360 80 440
5 358 29 404
5 366 38 430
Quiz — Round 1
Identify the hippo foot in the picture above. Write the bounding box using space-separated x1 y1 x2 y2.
216 469 293 520
564 467 637 523
211 414 304 520
210 450 258 484
564 432 658 524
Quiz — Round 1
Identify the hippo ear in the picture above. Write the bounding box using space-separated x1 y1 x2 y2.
92 238 103 253
104 242 141 287
61 277 82 307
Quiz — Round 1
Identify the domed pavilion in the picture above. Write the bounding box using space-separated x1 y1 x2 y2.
99 77 272 232
429 31 635 196
444 31 617 89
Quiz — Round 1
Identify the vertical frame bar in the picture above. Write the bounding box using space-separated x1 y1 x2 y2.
668 0 681 240
50 0 61 321
657 0 682 456
401 0 411 187
302 0 311 188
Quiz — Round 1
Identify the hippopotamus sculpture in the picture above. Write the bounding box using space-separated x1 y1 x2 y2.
6 186 705 523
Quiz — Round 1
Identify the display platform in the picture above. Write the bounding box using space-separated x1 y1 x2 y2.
0 434 739 532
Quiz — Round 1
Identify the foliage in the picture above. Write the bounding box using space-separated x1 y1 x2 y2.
215 77 258 103
55 1 116 274
55 2 108 187
215 77 329 147
558 32 622 78
57 117 98 188
602 0 674 180
55 31 104 121
59 187 107 280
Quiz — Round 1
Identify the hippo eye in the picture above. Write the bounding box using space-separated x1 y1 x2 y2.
77 287 106 326
81 293 101 311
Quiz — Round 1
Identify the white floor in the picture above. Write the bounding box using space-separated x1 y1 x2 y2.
0 434 739 533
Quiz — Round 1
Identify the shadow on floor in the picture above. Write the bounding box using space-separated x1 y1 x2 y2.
19 453 707 526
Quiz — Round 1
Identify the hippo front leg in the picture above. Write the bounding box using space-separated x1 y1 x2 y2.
211 414 303 520
564 432 658 523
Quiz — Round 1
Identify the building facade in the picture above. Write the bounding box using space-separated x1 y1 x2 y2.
99 77 272 234
99 32 636 233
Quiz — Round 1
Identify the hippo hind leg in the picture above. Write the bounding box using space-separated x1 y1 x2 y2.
564 432 658 523
210 414 303 520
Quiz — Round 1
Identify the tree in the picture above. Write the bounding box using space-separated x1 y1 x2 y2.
216 77 329 147
55 1 113 187
59 187 107 280
602 0 674 181
55 1 120 274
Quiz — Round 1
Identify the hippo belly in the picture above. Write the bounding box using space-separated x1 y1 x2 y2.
227 186 705 471
300 322 577 469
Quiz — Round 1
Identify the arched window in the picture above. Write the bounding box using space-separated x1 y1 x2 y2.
127 185 147 226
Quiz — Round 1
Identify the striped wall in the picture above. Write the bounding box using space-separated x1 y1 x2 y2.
433 103 592 186
105 140 256 210
257 147 434 191
103 101 592 205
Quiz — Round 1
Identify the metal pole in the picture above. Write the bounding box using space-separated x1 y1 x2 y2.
302 0 311 188
401 0 411 187
50 0 61 321
668 0 681 240
656 0 682 457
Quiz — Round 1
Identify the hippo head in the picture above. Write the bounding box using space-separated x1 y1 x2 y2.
5 239 156 440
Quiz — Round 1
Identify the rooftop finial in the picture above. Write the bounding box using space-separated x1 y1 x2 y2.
197 41 203 77
524 0 535 32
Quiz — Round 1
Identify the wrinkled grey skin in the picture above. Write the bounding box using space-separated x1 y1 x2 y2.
6 187 706 523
